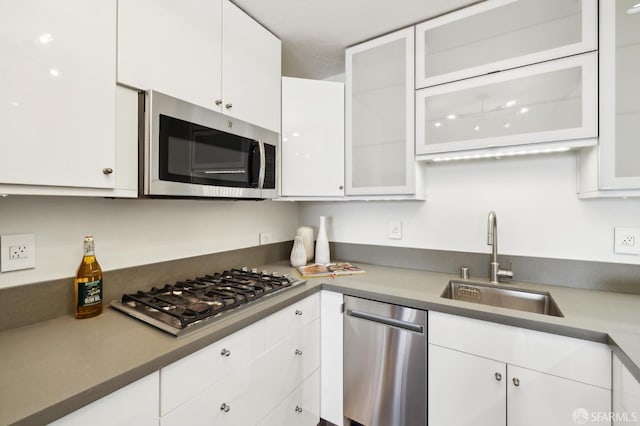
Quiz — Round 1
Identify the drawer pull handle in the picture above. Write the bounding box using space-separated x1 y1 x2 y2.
295 310 303 316
495 372 502 381
295 349 303 356
220 403 230 412
220 348 231 357
102 167 113 175
295 406 303 413
512 377 520 387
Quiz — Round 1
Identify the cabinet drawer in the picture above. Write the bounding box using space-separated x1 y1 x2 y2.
160 367 262 426
253 318 320 417
160 320 264 415
265 293 319 348
429 311 611 388
50 372 159 426
258 369 320 426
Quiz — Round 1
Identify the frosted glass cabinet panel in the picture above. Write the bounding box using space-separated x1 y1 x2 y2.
346 27 415 195
598 0 640 189
415 0 597 88
416 52 597 155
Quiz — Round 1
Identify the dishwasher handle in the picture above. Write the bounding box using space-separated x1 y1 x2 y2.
345 309 424 334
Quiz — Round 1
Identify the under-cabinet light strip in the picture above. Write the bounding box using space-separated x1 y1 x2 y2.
430 147 571 162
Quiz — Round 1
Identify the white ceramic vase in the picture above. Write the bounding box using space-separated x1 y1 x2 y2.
290 236 307 267
315 216 330 264
296 226 314 262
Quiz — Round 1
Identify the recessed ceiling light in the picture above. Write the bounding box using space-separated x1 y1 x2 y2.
292 132 300 137
434 122 442 127
474 125 480 131
49 68 60 77
446 114 456 120
628 3 640 14
519 107 529 114
505 100 516 108
503 122 511 128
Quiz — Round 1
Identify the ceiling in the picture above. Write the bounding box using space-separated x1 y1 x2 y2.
233 0 482 80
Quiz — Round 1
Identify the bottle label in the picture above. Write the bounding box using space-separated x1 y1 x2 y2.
78 279 102 307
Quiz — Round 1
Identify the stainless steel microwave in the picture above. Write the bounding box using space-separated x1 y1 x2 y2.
139 91 279 199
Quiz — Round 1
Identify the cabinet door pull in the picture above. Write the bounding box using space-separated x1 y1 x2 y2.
102 168 113 175
512 377 520 387
495 372 502 381
215 99 223 106
225 103 233 110
295 406 303 413
295 309 303 316
220 348 231 357
295 349 303 356
220 403 230 412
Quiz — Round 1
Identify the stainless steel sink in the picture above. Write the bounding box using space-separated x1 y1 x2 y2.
441 280 563 317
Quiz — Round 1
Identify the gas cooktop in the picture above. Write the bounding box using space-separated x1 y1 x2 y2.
110 267 304 337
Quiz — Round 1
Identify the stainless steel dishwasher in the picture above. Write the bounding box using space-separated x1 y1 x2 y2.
343 295 427 426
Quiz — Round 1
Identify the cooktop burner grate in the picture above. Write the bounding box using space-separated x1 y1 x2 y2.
111 268 304 336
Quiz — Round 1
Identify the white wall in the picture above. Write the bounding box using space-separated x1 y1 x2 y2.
300 152 640 265
0 197 299 288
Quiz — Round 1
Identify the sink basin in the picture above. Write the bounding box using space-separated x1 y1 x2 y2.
441 281 563 317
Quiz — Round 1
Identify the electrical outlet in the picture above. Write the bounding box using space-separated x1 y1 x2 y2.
388 221 402 240
9 245 29 260
614 227 640 255
1 233 36 272
259 232 273 245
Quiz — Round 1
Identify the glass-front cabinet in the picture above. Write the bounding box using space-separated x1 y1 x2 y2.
416 53 597 156
415 0 597 88
346 27 418 196
578 0 640 196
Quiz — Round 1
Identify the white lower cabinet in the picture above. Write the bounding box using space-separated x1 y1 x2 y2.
159 293 320 426
429 344 506 426
49 372 159 426
428 311 612 426
320 290 344 426
258 369 320 426
613 355 640 426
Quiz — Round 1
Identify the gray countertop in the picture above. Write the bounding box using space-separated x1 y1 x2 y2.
1 261 639 425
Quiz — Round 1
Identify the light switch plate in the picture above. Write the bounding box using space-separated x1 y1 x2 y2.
1 233 36 272
388 221 402 240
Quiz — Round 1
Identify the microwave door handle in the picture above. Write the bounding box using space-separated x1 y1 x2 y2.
257 141 266 189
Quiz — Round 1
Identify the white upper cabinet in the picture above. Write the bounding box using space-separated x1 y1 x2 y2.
415 0 597 88
118 0 281 132
281 77 344 198
222 0 281 133
416 52 597 156
0 0 117 191
578 0 640 197
117 0 223 112
346 27 421 196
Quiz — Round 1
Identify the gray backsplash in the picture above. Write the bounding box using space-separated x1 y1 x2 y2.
332 242 640 295
1 240 638 332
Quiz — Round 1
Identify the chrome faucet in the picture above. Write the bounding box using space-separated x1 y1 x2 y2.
487 211 513 283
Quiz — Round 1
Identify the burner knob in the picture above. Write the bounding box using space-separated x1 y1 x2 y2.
220 403 230 413
272 271 280 277
220 348 231 357
241 266 248 272
251 268 258 273
261 270 269 275
295 349 303 356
